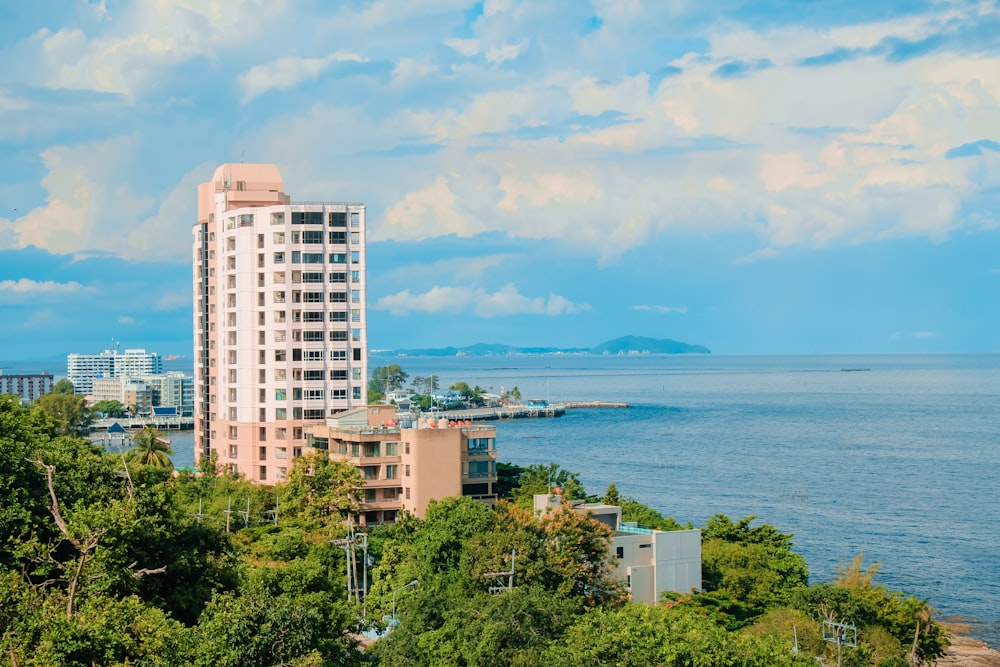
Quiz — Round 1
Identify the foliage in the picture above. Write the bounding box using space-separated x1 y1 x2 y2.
372 365 409 394
701 514 810 619
53 378 75 394
125 425 175 468
544 602 814 666
618 495 691 531
449 381 486 407
496 461 524 499
91 399 126 417
280 451 364 531
33 391 92 436
509 462 586 507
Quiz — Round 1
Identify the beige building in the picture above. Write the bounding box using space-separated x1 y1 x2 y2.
308 406 498 525
193 164 367 480
535 494 702 604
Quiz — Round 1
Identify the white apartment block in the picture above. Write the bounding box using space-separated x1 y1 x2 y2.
91 371 193 416
193 163 368 481
0 371 54 404
67 348 163 395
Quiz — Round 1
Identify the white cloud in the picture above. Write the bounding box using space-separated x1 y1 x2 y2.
381 176 478 240
239 52 367 102
445 38 480 57
735 248 779 264
0 278 87 303
485 41 526 65
633 305 688 313
374 283 590 317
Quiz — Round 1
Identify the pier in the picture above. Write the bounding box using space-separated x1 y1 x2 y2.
433 401 628 422
90 416 194 432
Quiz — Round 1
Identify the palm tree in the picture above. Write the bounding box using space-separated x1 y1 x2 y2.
125 425 174 468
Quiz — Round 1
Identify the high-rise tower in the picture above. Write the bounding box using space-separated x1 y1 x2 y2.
193 164 367 481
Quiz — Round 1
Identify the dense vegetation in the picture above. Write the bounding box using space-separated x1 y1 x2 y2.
1 395 947 665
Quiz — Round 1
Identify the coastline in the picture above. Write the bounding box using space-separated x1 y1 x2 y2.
941 623 1000 666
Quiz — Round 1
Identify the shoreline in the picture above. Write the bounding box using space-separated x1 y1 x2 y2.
940 623 1000 666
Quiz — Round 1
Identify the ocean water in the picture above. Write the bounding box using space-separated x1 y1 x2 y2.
62 353 1000 645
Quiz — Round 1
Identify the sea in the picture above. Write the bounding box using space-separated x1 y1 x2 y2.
11 353 998 645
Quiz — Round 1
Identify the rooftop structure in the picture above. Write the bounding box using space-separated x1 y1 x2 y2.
194 163 367 480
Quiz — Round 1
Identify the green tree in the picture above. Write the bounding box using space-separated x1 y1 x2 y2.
280 452 363 530
33 392 92 436
372 365 409 395
510 463 586 507
126 425 175 468
53 378 75 394
91 399 125 417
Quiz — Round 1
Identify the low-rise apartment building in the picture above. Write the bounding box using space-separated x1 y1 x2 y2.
307 406 498 526
0 371 54 404
534 494 702 604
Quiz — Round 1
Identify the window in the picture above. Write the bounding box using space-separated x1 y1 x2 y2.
259 445 267 460
405 443 410 455
229 445 238 458
384 488 400 501
351 309 361 322
304 350 324 361
351 251 360 264
271 212 284 225
275 388 286 400
303 409 324 419
275 407 287 419
365 489 377 502
331 331 347 342
405 464 410 477
273 271 285 283
259 466 267 481
275 350 287 362
274 311 286 323
331 350 347 360
293 388 302 399
385 464 398 478
229 426 238 439
362 466 380 480
351 271 360 283
293 446 302 458
329 211 346 227
273 252 285 264
329 231 346 244
303 331 324 342
292 211 324 225
275 367 286 379
291 231 300 243
303 230 324 244
351 231 360 244
332 389 347 399
294 427 302 439
291 251 301 264
363 442 381 457
303 291 324 303
304 370 324 380
329 272 346 283
300 252 322 263
330 311 347 322
305 389 325 400
303 272 324 283
274 331 286 343
276 467 287 481
273 232 285 244
351 212 360 228
259 428 267 442
616 546 624 559
274 291 285 303
405 487 410 499
303 311 324 322
329 253 346 263
351 290 361 303
329 292 347 303
257 233 264 248
353 387 362 399
276 447 288 459
330 369 347 380
352 328 362 342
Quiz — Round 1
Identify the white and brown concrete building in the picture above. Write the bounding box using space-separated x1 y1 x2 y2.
193 163 367 481
308 406 499 525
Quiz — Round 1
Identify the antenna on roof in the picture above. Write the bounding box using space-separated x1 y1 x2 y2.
241 149 245 164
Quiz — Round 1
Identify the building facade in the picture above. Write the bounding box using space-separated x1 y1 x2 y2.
194 163 368 480
308 406 498 525
0 371 54 404
91 372 192 416
67 348 163 395
534 494 702 604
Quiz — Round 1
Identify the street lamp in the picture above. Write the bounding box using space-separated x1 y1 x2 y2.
391 579 419 627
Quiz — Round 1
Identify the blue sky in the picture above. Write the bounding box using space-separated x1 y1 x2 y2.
1 0 998 360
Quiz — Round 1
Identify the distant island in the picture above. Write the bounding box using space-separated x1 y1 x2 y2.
371 335 710 358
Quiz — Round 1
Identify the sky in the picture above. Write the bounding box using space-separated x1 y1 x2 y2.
1 0 998 361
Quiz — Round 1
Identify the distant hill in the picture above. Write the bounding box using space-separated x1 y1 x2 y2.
589 335 710 355
371 336 709 358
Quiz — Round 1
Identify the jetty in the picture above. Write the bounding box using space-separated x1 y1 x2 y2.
433 400 628 423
